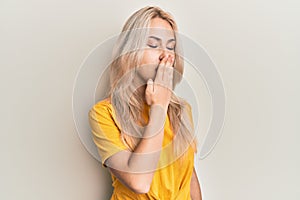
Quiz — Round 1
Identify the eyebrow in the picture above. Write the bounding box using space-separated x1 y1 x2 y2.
148 35 175 43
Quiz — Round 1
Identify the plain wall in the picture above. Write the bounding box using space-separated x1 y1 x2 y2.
1 0 299 199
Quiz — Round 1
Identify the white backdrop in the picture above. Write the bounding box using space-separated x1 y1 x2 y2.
1 0 299 199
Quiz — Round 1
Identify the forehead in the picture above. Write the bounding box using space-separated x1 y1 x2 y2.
147 18 174 39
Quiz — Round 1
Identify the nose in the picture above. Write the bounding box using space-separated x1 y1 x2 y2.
159 51 174 62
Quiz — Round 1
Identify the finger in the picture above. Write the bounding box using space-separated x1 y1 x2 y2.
165 57 174 80
147 78 154 92
145 79 154 105
160 56 174 89
164 67 173 90
165 55 174 69
154 55 169 83
164 56 173 74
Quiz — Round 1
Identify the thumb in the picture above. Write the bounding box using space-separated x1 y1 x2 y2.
146 79 154 92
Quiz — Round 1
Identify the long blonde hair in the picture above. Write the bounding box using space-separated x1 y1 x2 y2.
107 6 197 164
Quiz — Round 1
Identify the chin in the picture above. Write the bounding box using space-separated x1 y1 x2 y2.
136 67 157 82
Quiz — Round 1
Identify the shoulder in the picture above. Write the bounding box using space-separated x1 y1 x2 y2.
88 97 123 131
88 98 114 120
90 98 112 112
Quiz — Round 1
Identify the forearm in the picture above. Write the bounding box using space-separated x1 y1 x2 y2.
106 105 167 193
191 167 202 200
127 105 166 170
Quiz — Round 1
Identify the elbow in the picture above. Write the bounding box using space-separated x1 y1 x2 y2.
107 166 152 194
129 182 151 194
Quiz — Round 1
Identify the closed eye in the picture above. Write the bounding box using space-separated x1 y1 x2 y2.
147 44 158 48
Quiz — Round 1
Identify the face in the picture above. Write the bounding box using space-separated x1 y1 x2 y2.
136 17 176 82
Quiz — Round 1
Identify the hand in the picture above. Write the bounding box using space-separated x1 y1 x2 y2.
145 55 174 109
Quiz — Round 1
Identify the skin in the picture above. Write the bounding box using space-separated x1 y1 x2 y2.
142 18 202 199
138 18 175 81
106 18 202 198
191 167 202 200
106 17 174 193
133 17 176 102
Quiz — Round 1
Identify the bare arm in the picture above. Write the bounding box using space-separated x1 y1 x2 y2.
190 167 202 200
106 55 174 194
106 105 167 193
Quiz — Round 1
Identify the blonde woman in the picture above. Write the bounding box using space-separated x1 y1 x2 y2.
89 6 202 199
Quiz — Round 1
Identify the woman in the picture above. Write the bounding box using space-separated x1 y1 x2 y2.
89 6 202 199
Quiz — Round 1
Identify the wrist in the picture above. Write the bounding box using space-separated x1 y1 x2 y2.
142 104 167 138
150 104 168 116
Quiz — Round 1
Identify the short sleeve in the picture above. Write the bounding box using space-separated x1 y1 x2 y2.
88 101 128 166
183 100 198 153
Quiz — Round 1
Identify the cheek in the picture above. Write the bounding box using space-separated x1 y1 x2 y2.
137 50 159 81
141 49 159 65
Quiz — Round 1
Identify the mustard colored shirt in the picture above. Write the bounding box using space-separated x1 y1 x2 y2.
88 98 195 200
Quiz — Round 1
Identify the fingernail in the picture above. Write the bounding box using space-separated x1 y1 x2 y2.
147 79 153 84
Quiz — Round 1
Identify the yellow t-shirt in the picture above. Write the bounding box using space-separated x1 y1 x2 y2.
88 98 195 200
